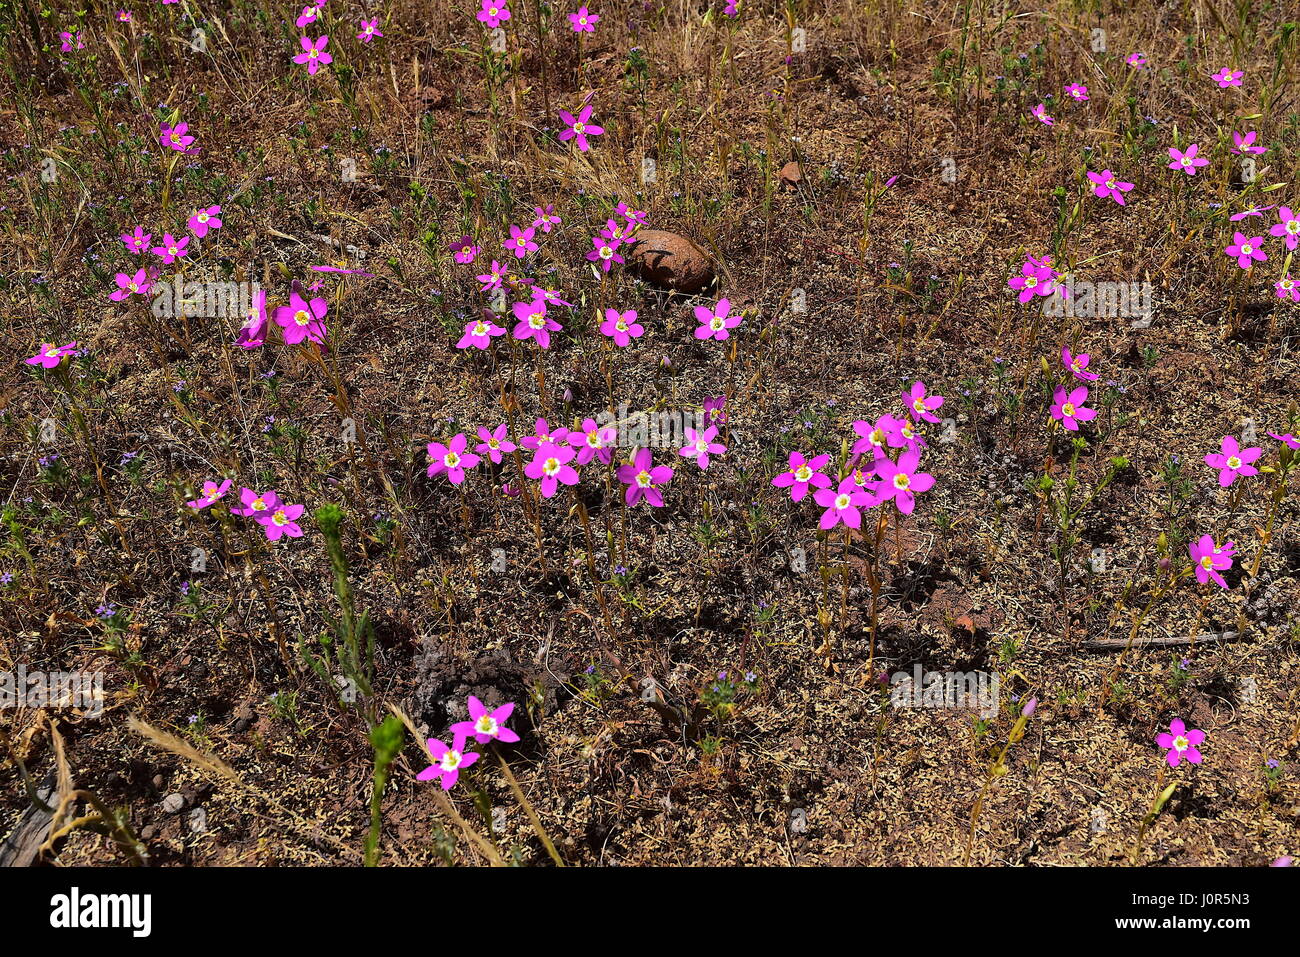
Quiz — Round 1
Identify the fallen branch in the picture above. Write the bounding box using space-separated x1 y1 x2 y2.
1082 631 1238 651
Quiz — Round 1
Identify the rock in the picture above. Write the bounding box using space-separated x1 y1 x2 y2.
626 229 715 294
779 161 803 189
161 793 186 814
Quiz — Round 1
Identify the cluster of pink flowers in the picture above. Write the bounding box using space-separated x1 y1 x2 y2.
186 482 306 542
772 382 942 528
418 695 519 790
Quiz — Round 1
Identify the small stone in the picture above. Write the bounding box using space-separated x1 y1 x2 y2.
626 229 715 294
161 793 186 814
779 161 803 189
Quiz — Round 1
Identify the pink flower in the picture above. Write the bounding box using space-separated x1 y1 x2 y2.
1269 207 1300 251
1230 203 1274 221
586 235 623 272
511 297 562 349
256 502 305 541
59 31 85 52
116 10 132 23
1224 231 1267 269
1156 719 1206 767
110 268 152 302
873 448 934 515
237 290 269 349
477 0 511 27
357 18 383 41
1167 143 1208 175
525 442 579 498
186 479 232 509
618 448 673 507
151 233 189 264
568 6 598 31
1268 431 1300 450
427 433 480 484
521 418 570 451
296 3 323 27
273 288 329 345
600 308 642 346
703 395 727 426
1008 257 1056 302
1030 103 1054 126
1125 52 1147 69
187 204 222 238
1210 68 1243 88
903 381 944 424
1064 83 1089 101
678 426 726 470
694 298 742 340
531 204 562 233
449 235 480 264
477 260 508 290
772 451 832 503
1230 130 1266 156
1061 347 1099 381
558 104 604 152
160 121 198 154
475 424 516 464
25 342 77 368
568 418 616 466
1277 274 1300 301
1188 535 1235 589
1050 385 1096 431
1204 434 1261 487
1087 169 1134 205
417 732 479 790
293 35 332 75
450 696 520 745
851 414 905 463
121 226 150 254
231 487 282 518
504 224 538 259
813 476 872 530
457 313 505 350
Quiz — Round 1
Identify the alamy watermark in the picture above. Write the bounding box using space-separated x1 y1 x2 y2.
889 665 999 718
151 277 261 319
1042 279 1153 320
1 667 104 717
595 404 704 449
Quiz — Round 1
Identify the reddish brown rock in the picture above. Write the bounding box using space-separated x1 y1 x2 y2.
626 229 715 294
779 161 803 189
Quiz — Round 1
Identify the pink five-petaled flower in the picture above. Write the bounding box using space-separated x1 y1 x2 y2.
1157 719 1206 767
600 307 642 346
1126 52 1147 69
294 35 332 75
59 31 84 52
678 426 726 470
475 424 516 464
903 381 944 425
568 418 615 466
1008 257 1055 302
187 204 222 238
558 104 603 152
504 223 538 259
1270 207 1300 251
1224 231 1267 269
273 288 329 345
532 204 562 233
1050 385 1096 432
151 233 189 264
296 3 323 27
1188 535 1236 589
772 451 832 503
187 479 232 510
1167 143 1208 176
477 0 511 27
587 235 623 272
511 297 561 349
525 442 579 498
851 414 905 464
427 433 479 485
1230 130 1266 156
1087 169 1134 205
521 418 569 451
1268 431 1300 450
1211 68 1243 88
1204 434 1261 487
1030 103 1054 126
1276 274 1300 302
703 395 726 426
618 448 673 507
237 290 269 349
451 696 520 745
569 6 598 31
457 313 505 350
449 235 480 264
1064 83 1089 101
231 487 282 518
694 298 742 341
257 503 304 541
813 476 872 530
121 226 150 254
477 260 507 291
26 342 77 368
160 121 197 154
874 448 935 516
417 732 479 790
110 268 152 302
1061 347 1100 382
357 18 383 41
